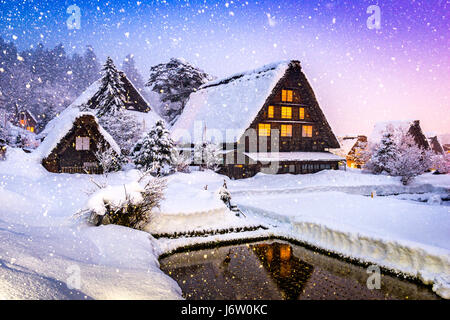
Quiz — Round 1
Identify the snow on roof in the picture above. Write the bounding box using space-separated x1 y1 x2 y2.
370 120 415 144
337 137 359 155
244 152 344 162
35 108 121 159
38 80 102 139
172 60 291 144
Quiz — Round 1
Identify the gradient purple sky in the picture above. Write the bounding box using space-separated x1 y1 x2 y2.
1 0 449 135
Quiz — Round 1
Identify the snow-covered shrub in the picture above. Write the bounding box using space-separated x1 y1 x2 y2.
131 120 176 175
98 109 141 154
84 177 166 230
389 133 433 185
94 147 124 175
365 126 433 185
218 181 232 207
432 154 450 174
193 142 222 171
173 152 191 173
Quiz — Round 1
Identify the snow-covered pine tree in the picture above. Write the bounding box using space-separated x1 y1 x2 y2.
146 58 213 125
389 132 433 185
82 57 141 154
131 120 176 174
364 125 398 174
88 57 127 117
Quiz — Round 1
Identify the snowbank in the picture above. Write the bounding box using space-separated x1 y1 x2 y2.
235 191 450 298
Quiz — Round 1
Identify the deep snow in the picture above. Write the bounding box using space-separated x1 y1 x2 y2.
1 148 449 299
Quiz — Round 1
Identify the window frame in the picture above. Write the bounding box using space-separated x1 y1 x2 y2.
281 124 293 137
281 106 292 119
302 125 313 138
281 89 293 102
268 105 274 118
75 136 90 151
258 123 271 137
299 107 305 120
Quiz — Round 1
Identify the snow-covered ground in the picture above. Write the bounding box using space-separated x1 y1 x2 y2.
1 148 449 299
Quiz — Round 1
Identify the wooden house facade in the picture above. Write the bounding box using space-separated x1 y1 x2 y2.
332 135 368 168
172 60 344 179
39 111 121 174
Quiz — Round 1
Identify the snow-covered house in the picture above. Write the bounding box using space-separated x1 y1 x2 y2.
17 110 38 133
370 120 430 150
172 60 343 179
332 135 368 168
38 108 121 174
427 135 444 155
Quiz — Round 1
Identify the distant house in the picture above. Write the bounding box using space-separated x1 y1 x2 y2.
17 110 38 133
332 135 368 168
0 139 6 160
443 144 450 153
370 120 430 150
38 109 121 174
172 60 343 179
427 135 444 155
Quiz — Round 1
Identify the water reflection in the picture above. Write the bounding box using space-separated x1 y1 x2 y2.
159 240 439 300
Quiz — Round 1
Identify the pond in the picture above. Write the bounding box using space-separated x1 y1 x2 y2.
159 240 440 300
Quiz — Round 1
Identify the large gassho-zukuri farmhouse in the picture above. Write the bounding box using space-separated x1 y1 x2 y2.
172 60 344 179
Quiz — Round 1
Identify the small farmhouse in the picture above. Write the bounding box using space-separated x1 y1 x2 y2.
17 110 38 133
332 135 368 168
427 135 444 155
38 108 121 174
172 60 343 179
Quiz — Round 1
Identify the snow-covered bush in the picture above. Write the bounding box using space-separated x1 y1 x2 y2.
83 177 166 230
365 126 433 184
432 154 450 174
131 120 176 175
94 147 124 175
193 142 222 171
173 151 191 173
218 181 232 207
389 133 433 185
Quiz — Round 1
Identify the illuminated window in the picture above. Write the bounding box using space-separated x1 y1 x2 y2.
75 137 90 150
258 123 271 136
299 108 305 120
281 89 293 102
302 125 313 138
281 125 292 137
268 106 274 118
20 119 25 126
26 127 34 133
281 107 292 119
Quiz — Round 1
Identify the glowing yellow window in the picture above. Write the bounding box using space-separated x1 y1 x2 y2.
302 125 313 138
268 106 274 118
281 125 292 137
281 107 292 119
299 108 305 120
258 123 271 136
282 89 293 102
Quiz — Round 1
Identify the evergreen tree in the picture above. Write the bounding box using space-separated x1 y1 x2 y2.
146 58 213 125
131 120 176 174
82 45 101 87
88 57 128 117
365 125 397 174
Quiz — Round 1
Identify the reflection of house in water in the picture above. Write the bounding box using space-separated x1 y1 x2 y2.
250 243 314 299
